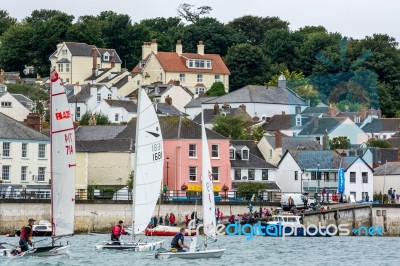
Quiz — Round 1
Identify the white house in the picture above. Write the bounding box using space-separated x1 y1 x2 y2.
362 118 400 140
373 162 400 198
0 91 31 122
92 99 137 124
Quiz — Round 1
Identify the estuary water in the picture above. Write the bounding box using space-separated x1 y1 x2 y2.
1 234 398 266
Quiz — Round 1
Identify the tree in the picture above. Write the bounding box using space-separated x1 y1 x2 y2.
79 112 111 125
66 15 105 47
176 3 212 23
236 182 265 200
330 136 350 149
126 171 134 192
367 138 391 148
224 43 270 91
0 10 17 36
206 81 226 96
211 113 260 140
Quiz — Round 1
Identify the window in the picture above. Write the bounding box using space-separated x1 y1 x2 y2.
108 94 112 99
38 144 46 159
103 53 110 61
350 191 356 200
350 172 356 183
211 144 219 158
140 60 146 69
197 74 203 82
195 87 205 94
362 192 368 201
66 78 70 83
262 169 268 180
66 64 70 72
76 107 81 118
215 75 221 82
234 169 241 180
2 142 10 157
1 101 12 108
294 171 298 181
58 64 63 72
242 149 249 160
21 166 27 181
22 143 27 158
115 113 119 122
38 167 46 181
296 117 301 126
189 144 196 157
269 149 272 158
354 116 360 123
212 167 219 181
2 165 10 181
62 49 67 56
189 166 197 181
179 73 186 82
248 169 255 180
187 59 212 69
230 149 235 159
362 172 368 183
97 93 101 103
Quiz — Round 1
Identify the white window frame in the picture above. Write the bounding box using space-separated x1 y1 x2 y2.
215 75 221 82
115 113 119 122
179 73 185 82
362 172 368 183
350 172 356 183
195 87 205 94
58 64 63 72
189 144 197 157
248 169 255 180
21 166 27 181
197 74 203 82
189 166 197 182
2 165 10 181
38 167 46 181
38 144 46 159
234 169 241 180
66 63 70 72
2 142 11 157
262 169 269 180
22 143 28 158
108 94 112 99
1 101 12 108
97 93 101 103
187 59 212 69
229 148 235 159
103 52 110 61
242 149 249 160
211 144 219 158
212 166 219 181
296 117 301 126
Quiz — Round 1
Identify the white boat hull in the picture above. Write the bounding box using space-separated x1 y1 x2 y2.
0 248 27 258
155 249 225 259
94 240 163 252
25 245 70 257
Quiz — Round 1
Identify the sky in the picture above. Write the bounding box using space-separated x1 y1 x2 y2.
2 0 400 41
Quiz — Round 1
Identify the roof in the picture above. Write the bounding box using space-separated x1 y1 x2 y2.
0 113 49 141
284 150 342 170
63 42 122 63
155 103 183 116
230 140 265 159
362 118 400 133
231 181 280 190
76 139 133 152
387 137 400 148
369 147 399 167
184 96 217 108
192 108 251 124
113 75 129 89
68 84 101 103
104 99 137 113
84 68 112 81
56 58 71 63
301 107 329 115
205 85 308 106
264 136 322 150
374 162 400 175
75 125 127 141
99 72 125 84
263 114 310 131
298 117 346 136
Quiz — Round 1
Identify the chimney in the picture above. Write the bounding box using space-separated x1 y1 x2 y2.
295 106 301 114
377 109 382 118
197 40 204 55
24 113 42 132
142 41 152 60
165 95 172 105
312 116 318 128
240 104 246 112
56 43 63 53
173 80 180 86
340 150 347 157
74 82 81 95
323 130 329 150
368 108 377 117
92 48 97 74
176 40 182 56
214 102 219 115
151 39 158 54
360 108 367 121
275 131 283 149
278 74 286 89
328 105 335 117
0 69 4 84
111 52 115 68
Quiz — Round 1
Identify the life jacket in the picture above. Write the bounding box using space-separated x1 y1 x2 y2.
171 233 183 249
20 225 33 241
112 225 122 237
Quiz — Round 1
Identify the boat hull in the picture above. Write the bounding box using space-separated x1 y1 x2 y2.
94 240 163 252
25 245 70 256
155 249 225 259
145 226 196 236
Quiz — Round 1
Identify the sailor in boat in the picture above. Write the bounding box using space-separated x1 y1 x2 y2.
170 228 189 252
19 218 35 252
111 220 131 244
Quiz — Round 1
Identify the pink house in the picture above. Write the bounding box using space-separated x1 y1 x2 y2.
160 116 231 194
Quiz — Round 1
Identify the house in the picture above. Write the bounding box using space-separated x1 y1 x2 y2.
184 96 217 119
257 132 321 165
0 113 50 196
297 117 368 145
68 84 120 121
131 39 230 95
93 99 137 124
201 83 309 120
49 42 122 84
0 90 31 121
362 118 400 140
262 113 310 136
275 150 373 201
229 140 279 200
373 162 400 196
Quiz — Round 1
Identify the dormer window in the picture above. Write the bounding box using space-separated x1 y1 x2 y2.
242 148 249 160
103 52 110 61
62 49 67 56
187 59 212 69
140 60 146 69
195 87 205 94
155 87 160 95
230 147 236 159
295 115 302 126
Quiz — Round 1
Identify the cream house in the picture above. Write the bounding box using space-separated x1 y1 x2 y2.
49 42 122 84
131 39 230 94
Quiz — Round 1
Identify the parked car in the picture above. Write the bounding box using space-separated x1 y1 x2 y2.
281 193 316 210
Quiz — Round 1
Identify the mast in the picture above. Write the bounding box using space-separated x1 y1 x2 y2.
50 69 55 241
132 88 141 238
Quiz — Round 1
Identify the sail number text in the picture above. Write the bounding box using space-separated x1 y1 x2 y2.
152 143 163 161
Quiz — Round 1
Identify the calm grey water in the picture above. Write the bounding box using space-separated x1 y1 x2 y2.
1 234 398 266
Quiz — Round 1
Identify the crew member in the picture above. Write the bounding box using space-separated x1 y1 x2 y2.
171 228 189 252
19 218 35 251
111 220 130 243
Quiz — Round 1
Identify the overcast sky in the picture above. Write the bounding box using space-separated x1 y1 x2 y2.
3 0 399 41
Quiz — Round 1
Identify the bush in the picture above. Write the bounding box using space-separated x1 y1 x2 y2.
206 82 226 96
236 182 265 200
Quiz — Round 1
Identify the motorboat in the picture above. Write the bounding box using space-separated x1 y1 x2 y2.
145 225 196 237
15 220 52 237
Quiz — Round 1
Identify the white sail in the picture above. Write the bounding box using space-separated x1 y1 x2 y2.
201 112 216 239
132 88 163 235
50 70 76 236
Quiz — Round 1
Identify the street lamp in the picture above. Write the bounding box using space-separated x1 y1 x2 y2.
166 156 170 187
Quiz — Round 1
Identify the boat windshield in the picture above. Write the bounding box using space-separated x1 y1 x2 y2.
287 217 297 222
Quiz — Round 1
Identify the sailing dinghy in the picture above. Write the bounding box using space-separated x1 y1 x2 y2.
94 88 163 251
155 112 225 259
26 69 76 256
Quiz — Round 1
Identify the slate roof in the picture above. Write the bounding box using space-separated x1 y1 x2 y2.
230 140 265 159
84 68 112 81
298 117 346 136
285 150 342 170
68 84 101 103
387 137 400 148
75 125 127 141
205 85 308 106
263 114 310 131
155 103 183 116
9 93 32 109
184 96 217 108
105 99 137 113
0 113 48 141
56 58 71 63
264 136 322 150
76 139 133 152
301 107 329 115
230 151 275 169
369 147 399 168
192 108 251 124
64 42 122 63
362 118 400 133
374 162 400 175
99 72 125 83
113 75 129 89
231 181 281 190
